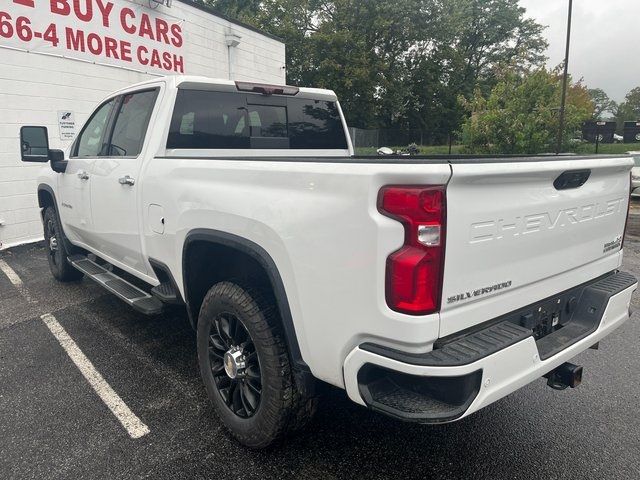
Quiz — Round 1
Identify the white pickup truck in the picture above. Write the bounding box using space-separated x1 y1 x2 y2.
20 76 637 448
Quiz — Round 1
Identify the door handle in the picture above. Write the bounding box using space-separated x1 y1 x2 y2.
77 170 89 180
119 175 135 186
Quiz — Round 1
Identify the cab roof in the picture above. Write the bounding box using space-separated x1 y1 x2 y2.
112 75 338 102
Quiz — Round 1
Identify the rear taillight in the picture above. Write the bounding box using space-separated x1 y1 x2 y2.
378 186 446 315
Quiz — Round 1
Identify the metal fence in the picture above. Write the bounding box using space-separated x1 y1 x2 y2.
348 126 635 156
348 127 458 152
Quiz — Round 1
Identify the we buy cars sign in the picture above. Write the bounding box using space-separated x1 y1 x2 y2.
1 0 185 73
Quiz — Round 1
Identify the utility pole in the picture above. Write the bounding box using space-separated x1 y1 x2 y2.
556 0 574 154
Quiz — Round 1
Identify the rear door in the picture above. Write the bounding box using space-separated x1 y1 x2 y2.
89 88 159 275
440 157 632 336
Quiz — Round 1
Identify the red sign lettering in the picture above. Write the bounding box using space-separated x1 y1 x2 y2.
4 0 186 74
13 0 35 7
119 7 135 34
50 0 71 16
95 0 113 27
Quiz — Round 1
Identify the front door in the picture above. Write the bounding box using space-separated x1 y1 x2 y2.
89 89 159 275
58 98 117 246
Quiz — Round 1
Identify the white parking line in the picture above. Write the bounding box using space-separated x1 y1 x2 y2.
0 258 22 285
0 258 34 303
41 313 150 439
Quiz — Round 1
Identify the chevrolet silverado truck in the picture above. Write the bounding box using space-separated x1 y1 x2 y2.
20 76 637 448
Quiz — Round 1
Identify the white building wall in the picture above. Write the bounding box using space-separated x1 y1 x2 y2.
0 0 285 249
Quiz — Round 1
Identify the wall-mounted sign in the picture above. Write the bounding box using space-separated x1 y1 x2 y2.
1 0 185 73
57 110 76 140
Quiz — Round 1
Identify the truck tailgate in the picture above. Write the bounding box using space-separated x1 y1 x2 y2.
440 157 632 337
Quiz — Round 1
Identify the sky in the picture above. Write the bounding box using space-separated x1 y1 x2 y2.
519 0 640 102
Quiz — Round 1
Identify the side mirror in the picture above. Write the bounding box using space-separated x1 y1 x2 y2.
20 126 51 162
50 150 67 173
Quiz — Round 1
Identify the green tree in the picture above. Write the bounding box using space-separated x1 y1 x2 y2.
588 88 617 120
447 0 548 94
392 0 547 141
611 87 640 131
204 0 547 132
461 68 594 154
622 87 640 119
612 103 631 132
206 0 262 21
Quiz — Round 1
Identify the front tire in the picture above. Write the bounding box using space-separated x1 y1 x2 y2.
43 207 83 282
197 282 315 449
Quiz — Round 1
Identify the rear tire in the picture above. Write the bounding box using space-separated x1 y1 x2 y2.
197 281 316 449
43 207 83 282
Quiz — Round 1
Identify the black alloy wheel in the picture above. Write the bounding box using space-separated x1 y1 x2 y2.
43 207 83 282
197 281 317 448
208 312 262 418
45 217 59 267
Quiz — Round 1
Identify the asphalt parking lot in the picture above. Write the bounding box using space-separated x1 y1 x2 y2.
2 208 640 480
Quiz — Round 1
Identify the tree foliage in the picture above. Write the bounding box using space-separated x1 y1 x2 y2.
588 88 617 120
204 0 547 133
623 87 640 119
460 69 594 154
607 87 640 131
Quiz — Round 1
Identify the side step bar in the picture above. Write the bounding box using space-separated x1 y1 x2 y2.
68 255 163 315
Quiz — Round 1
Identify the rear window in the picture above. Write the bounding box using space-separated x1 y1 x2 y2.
167 90 348 150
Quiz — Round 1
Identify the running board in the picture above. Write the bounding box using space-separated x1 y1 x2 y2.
68 255 163 315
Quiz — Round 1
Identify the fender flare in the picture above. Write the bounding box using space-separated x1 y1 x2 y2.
37 183 57 211
37 183 78 254
182 229 309 373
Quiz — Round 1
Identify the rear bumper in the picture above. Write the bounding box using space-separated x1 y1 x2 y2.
343 271 637 423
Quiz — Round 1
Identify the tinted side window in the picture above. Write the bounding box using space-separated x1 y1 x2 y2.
167 90 348 150
108 90 158 157
74 99 116 157
167 90 250 149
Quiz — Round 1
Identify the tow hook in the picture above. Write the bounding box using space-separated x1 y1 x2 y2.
544 362 583 390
